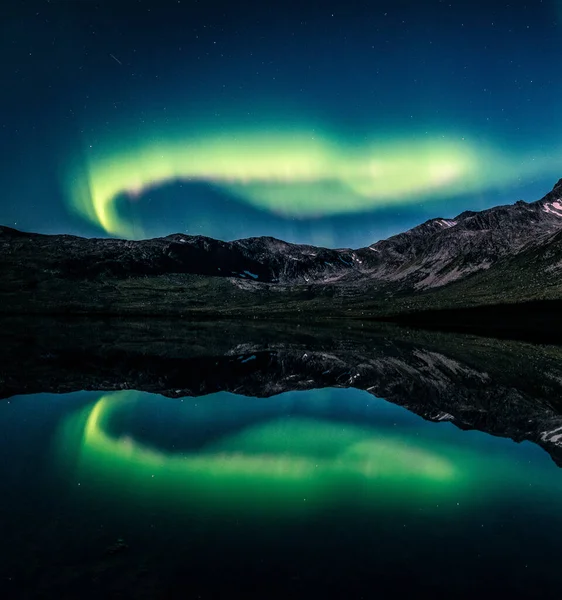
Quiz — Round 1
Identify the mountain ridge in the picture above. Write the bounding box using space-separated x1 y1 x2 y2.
2 179 562 321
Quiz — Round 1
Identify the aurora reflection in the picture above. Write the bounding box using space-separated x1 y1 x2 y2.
52 389 556 517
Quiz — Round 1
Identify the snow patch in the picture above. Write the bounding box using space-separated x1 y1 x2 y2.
541 426 562 441
438 219 458 228
240 355 257 364
435 412 455 421
243 270 259 280
543 202 562 217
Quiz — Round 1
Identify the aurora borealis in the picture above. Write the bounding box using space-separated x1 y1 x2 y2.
68 129 562 239
2 0 562 245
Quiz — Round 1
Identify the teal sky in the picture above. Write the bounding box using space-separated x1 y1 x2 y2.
1 0 562 246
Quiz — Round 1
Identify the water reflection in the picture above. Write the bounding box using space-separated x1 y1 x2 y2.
53 388 562 520
4 321 562 597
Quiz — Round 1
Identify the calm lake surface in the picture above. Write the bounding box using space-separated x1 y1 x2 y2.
2 384 562 598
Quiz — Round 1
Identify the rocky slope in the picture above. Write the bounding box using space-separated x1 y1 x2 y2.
3 317 562 466
2 178 562 319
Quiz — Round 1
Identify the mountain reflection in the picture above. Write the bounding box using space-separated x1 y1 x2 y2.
4 321 562 598
4 318 562 464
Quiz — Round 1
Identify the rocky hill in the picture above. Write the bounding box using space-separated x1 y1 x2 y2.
2 178 562 321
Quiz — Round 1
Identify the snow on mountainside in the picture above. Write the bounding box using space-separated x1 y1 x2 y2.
354 177 562 290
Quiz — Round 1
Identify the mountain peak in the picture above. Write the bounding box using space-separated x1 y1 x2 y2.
3 176 562 314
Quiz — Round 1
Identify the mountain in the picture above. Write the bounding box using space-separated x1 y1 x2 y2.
3 317 562 467
2 178 562 324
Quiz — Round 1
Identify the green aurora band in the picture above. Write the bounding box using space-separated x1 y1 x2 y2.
52 391 554 517
66 126 562 239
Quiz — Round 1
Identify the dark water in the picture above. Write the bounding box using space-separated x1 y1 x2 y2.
2 386 562 599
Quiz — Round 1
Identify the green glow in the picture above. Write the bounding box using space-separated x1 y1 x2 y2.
66 125 562 238
54 392 526 517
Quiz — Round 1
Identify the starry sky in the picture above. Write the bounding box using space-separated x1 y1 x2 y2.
1 0 562 248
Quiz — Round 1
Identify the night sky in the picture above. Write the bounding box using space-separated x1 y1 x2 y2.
1 0 562 248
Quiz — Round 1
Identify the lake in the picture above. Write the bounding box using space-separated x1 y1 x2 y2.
2 319 562 598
